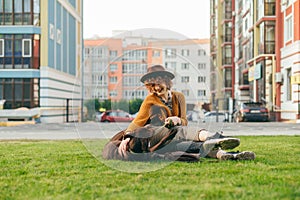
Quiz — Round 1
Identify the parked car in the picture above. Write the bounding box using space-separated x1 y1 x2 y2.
100 110 134 122
233 102 269 122
202 111 226 123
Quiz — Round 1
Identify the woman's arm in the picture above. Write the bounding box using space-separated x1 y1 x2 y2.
176 92 188 125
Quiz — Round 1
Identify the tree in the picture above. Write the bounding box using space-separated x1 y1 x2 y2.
99 99 111 111
129 98 143 114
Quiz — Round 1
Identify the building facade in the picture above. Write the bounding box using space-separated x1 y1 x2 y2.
279 0 300 120
84 36 211 111
210 0 300 122
0 0 83 123
151 39 211 109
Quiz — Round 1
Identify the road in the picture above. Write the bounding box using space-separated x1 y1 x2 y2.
0 121 299 140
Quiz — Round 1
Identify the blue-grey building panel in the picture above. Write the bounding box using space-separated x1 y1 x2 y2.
0 70 40 78
63 8 68 73
56 2 61 29
48 39 54 68
48 0 55 24
69 0 76 8
56 43 61 71
69 15 76 76
0 26 41 34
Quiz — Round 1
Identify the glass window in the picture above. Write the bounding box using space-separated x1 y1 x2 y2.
181 76 190 83
14 84 23 100
0 0 3 12
24 0 31 12
4 84 12 100
181 63 189 70
110 64 118 71
182 89 189 96
286 68 292 101
109 50 117 57
5 39 12 56
14 39 22 57
4 0 12 12
22 39 31 57
14 0 22 12
34 0 40 13
0 39 3 57
285 15 293 42
24 84 31 100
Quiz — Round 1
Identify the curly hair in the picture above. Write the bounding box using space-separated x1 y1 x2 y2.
144 75 173 92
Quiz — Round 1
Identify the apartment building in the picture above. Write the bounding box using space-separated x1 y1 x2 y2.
279 0 300 120
210 0 235 112
211 0 300 121
84 37 151 101
151 39 211 108
84 36 211 111
0 0 83 123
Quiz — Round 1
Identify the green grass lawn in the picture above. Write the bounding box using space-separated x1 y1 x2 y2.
0 136 299 200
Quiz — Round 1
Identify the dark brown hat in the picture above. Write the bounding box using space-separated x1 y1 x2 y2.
140 65 175 83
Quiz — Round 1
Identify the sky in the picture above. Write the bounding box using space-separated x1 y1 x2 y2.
83 0 210 39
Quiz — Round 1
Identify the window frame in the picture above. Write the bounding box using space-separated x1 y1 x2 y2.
22 38 32 57
285 15 293 42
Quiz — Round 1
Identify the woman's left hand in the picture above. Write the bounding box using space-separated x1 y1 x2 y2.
165 116 181 126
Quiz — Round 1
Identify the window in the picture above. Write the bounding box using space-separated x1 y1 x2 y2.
1 0 40 25
109 76 117 84
285 15 293 42
198 63 206 70
152 50 160 57
165 48 176 58
110 50 117 57
109 90 117 97
181 76 189 83
110 64 118 72
286 68 292 101
198 49 206 56
182 89 189 96
22 39 31 57
181 49 189 56
198 76 206 83
165 62 176 70
181 63 189 70
0 78 39 109
198 90 206 96
0 39 4 57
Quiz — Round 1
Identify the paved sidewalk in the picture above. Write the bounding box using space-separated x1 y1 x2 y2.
0 121 300 140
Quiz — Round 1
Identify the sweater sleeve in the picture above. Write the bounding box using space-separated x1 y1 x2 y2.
125 95 152 133
175 91 188 126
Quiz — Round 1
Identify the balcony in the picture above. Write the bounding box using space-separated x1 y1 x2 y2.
258 41 275 54
222 57 232 65
257 1 276 19
265 2 276 16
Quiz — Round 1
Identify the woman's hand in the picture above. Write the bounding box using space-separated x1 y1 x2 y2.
165 116 181 126
118 137 130 155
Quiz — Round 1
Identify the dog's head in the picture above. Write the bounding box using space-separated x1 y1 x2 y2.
125 127 155 153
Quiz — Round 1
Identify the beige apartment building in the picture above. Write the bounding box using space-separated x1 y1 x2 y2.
84 36 210 111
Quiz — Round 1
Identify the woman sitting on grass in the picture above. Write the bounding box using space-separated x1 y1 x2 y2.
103 65 255 162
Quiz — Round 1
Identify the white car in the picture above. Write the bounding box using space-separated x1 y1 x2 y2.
202 111 226 123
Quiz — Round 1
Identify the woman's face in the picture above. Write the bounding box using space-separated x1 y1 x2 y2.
152 83 167 96
145 77 168 96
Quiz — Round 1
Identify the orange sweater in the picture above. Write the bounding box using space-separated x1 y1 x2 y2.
126 91 187 133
